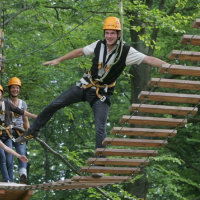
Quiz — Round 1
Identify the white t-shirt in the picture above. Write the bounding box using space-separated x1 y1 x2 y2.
83 40 146 66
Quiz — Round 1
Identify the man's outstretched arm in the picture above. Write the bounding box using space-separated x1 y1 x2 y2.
142 56 167 67
43 48 84 66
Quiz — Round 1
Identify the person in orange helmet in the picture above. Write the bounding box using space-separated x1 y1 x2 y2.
0 84 36 182
4 77 31 184
16 17 167 178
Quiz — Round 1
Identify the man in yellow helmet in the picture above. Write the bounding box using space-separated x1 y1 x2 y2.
16 17 167 177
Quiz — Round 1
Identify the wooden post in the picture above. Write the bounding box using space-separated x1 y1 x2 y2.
0 3 5 73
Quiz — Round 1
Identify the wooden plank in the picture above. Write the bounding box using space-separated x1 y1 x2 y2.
180 35 200 46
94 148 158 157
138 91 200 104
43 180 72 189
120 115 187 127
45 182 114 190
79 166 140 174
18 190 34 200
43 182 62 188
43 177 132 190
169 50 200 61
111 127 177 137
0 189 34 200
103 138 167 147
159 64 200 76
191 19 200 28
87 158 149 166
0 182 28 189
148 78 200 91
130 103 197 116
0 190 5 194
72 176 132 182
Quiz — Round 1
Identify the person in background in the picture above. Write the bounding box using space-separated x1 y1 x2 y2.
4 77 30 184
0 84 36 182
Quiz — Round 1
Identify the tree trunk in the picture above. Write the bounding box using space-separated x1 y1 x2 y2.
125 2 154 198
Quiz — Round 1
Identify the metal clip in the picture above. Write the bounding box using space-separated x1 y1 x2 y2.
11 136 15 142
104 84 108 93
10 125 14 129
100 96 106 102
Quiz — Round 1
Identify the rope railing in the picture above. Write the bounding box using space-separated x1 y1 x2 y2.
121 25 200 183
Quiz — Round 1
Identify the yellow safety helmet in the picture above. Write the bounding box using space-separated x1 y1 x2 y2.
8 77 22 88
103 17 121 30
0 85 4 95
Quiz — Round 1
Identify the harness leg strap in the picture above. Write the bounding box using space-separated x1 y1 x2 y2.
90 97 111 107
82 88 87 101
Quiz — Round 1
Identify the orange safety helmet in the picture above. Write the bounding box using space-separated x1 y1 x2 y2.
0 84 4 95
103 17 121 30
8 77 22 88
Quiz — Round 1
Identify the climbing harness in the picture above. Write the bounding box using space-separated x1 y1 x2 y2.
8 98 22 123
77 10 125 105
77 70 115 105
7 98 24 137
77 39 125 104
0 101 15 142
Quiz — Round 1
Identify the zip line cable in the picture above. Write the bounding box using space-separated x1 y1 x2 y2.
6 0 112 62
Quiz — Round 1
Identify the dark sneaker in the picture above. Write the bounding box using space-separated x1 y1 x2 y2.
19 174 27 184
15 128 39 143
91 173 104 178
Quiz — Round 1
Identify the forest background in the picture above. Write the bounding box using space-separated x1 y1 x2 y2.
0 0 200 199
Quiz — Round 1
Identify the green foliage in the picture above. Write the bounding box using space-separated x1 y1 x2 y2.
0 0 200 199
